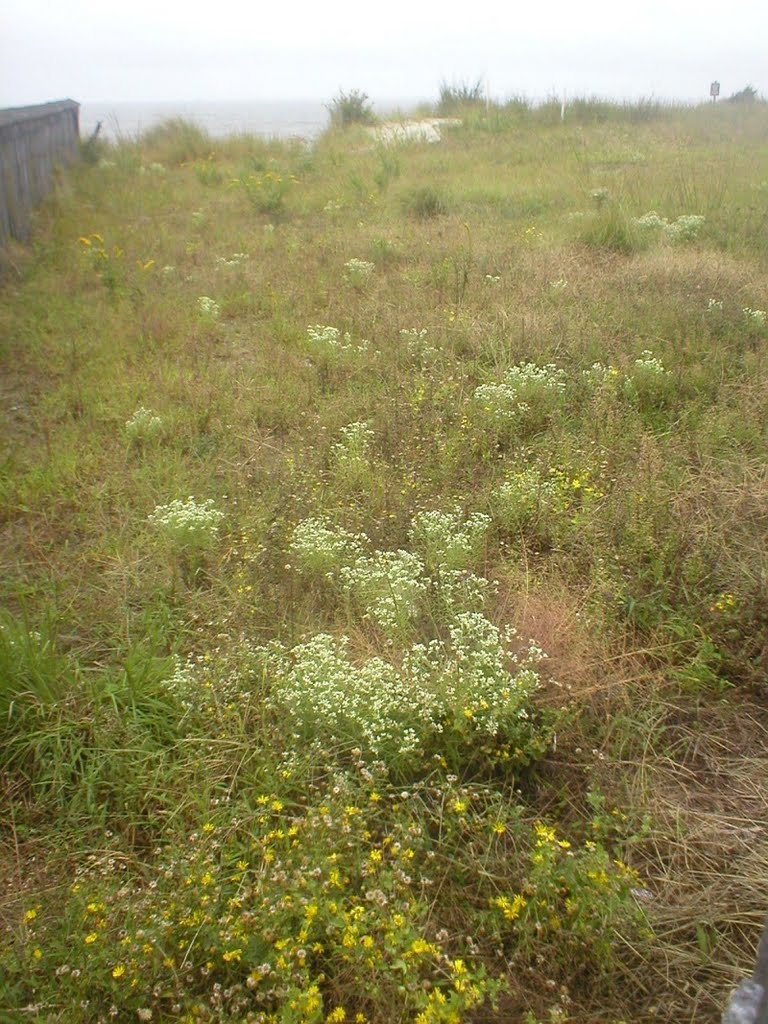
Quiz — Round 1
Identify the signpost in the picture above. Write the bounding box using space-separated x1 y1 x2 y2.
710 81 721 102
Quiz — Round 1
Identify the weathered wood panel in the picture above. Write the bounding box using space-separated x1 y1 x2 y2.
0 99 80 247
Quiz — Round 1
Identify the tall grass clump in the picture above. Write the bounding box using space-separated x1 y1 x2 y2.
578 204 646 253
327 89 376 127
139 117 212 164
437 78 485 114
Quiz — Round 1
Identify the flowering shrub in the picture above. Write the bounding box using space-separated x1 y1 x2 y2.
582 361 620 391
240 170 293 215
148 497 225 558
264 610 542 771
7 777 507 1023
215 252 248 268
125 406 163 447
197 295 220 320
623 350 674 410
409 508 490 573
401 327 439 364
490 820 647 974
340 549 427 637
344 258 375 286
743 306 767 330
474 362 566 435
331 422 376 487
635 211 705 242
289 517 366 579
306 325 369 354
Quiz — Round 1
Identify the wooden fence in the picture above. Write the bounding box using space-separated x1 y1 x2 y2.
0 99 80 247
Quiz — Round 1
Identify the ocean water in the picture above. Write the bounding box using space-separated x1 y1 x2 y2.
79 100 328 142
79 99 420 142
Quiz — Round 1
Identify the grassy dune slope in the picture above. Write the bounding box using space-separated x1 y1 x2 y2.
1 100 767 1023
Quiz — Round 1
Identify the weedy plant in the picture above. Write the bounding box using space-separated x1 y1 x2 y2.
344 257 375 287
197 295 220 321
623 350 674 413
475 362 566 437
289 516 366 579
330 420 376 488
148 497 225 578
124 406 163 447
327 89 376 127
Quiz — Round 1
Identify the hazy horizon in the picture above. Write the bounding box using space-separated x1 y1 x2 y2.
3 0 766 112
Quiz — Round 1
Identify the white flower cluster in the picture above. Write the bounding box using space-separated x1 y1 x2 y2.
344 258 375 284
331 421 375 465
125 406 163 446
409 508 490 573
474 362 566 424
197 296 220 319
743 307 767 327
340 549 427 637
263 611 541 765
148 496 225 552
582 362 620 390
289 517 365 578
306 325 369 353
707 298 724 312
290 512 491 628
266 633 424 759
215 252 248 268
401 327 439 363
623 350 673 408
635 211 705 242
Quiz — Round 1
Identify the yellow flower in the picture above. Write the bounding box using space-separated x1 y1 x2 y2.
493 893 527 921
222 948 242 963
84 933 98 944
409 938 437 956
327 1008 346 1023
492 821 506 835
112 964 126 979
32 948 42 960
451 799 467 814
534 821 557 845
202 822 215 833
24 908 38 922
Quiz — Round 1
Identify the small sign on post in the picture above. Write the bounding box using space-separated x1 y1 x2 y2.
710 81 721 102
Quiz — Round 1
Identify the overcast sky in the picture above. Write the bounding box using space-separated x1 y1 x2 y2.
2 0 766 107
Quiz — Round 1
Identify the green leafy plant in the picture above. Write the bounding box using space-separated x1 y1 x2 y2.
327 89 376 127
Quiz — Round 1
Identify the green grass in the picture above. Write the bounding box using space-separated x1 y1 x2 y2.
1 98 768 1023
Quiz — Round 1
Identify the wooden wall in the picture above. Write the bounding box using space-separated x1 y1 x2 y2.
0 100 80 247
